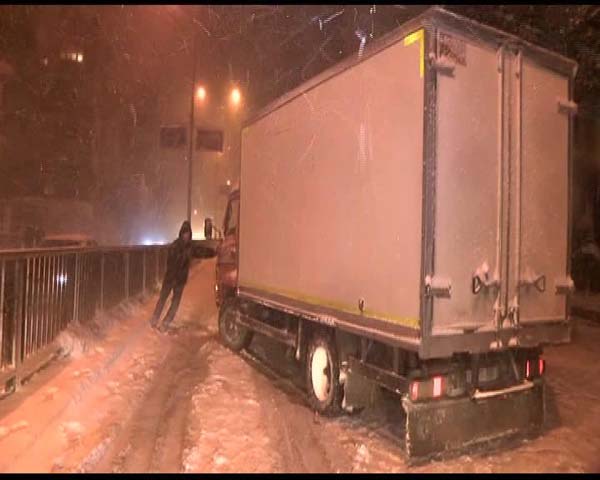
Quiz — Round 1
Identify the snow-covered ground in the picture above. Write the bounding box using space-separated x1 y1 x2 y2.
0 259 599 473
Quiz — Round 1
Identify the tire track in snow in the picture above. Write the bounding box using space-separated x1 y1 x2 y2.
89 328 216 473
0 301 155 472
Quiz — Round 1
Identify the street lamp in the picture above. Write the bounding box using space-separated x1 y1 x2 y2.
230 87 242 108
196 85 206 102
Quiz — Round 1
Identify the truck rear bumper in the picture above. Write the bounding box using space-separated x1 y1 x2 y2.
402 380 544 459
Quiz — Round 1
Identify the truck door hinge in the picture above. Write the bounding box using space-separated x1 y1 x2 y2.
558 98 578 116
493 295 506 330
555 276 575 295
428 53 455 76
425 275 452 298
496 46 504 72
508 296 520 327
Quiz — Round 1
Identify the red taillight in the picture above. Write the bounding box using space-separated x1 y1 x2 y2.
410 376 446 402
526 360 531 379
539 358 545 376
433 376 443 398
410 381 419 401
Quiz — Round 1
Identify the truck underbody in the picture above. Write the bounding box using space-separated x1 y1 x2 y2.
216 292 548 460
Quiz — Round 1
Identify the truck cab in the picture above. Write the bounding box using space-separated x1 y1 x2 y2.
211 185 240 309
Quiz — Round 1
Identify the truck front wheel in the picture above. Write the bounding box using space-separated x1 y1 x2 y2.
218 300 253 352
305 331 343 416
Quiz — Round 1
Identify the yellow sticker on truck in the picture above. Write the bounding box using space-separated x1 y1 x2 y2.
404 29 425 78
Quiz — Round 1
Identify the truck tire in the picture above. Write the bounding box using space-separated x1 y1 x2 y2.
305 331 343 416
218 300 253 352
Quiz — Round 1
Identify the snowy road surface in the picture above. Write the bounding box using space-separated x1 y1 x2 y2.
0 259 599 473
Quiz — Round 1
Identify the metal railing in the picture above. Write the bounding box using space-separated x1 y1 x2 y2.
0 245 169 393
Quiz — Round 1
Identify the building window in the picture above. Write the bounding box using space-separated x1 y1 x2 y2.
196 129 223 152
60 51 83 63
160 126 187 149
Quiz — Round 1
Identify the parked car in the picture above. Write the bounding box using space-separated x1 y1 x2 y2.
39 234 97 248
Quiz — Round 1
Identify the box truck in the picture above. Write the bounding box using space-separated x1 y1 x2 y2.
206 7 578 458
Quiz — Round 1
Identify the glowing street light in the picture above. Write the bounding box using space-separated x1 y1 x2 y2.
196 85 206 102
230 87 241 107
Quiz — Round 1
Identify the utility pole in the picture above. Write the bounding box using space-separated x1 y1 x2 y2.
186 33 197 223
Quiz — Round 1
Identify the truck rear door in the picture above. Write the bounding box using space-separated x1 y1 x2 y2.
430 32 504 335
508 56 572 326
429 30 573 338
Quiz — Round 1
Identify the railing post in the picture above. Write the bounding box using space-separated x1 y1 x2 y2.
42 256 49 350
50 256 57 341
13 260 24 391
124 252 130 300
155 248 159 290
100 252 105 312
142 250 147 297
0 260 4 370
59 256 66 330
72 253 80 325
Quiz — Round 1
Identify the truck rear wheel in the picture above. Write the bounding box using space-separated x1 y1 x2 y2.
218 300 253 352
305 331 343 416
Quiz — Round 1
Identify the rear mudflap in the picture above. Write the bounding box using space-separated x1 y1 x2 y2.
402 381 544 460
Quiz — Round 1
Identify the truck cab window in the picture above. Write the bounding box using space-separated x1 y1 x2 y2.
224 198 239 236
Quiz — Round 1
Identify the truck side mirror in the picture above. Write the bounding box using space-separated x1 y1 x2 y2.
204 218 213 240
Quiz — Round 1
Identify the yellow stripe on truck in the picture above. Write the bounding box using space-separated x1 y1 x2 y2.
403 28 425 78
241 282 420 330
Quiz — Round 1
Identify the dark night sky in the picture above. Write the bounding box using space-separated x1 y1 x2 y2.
168 5 599 113
1 5 597 119
0 5 597 248
0 5 597 212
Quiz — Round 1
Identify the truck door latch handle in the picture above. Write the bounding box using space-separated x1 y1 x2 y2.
428 53 455 76
472 274 500 295
519 274 546 293
472 262 500 295
533 275 546 293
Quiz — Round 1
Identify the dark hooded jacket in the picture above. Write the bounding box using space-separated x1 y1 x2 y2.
164 221 193 287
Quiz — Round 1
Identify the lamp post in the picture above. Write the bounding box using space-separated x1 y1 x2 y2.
186 50 243 228
186 34 198 223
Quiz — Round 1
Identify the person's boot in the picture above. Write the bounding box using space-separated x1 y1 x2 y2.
159 322 171 334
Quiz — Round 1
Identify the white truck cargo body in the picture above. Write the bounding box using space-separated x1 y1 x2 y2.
240 30 424 331
238 8 577 360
